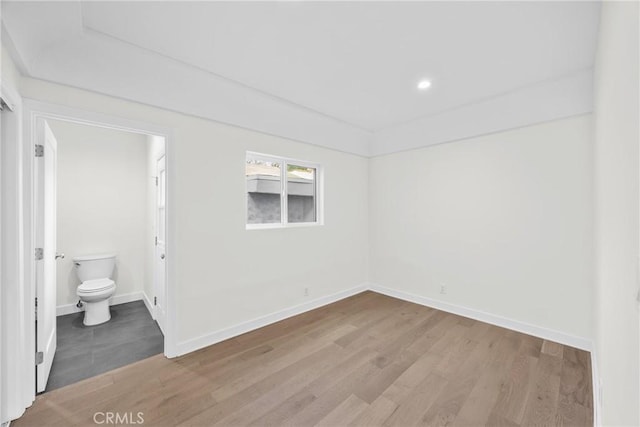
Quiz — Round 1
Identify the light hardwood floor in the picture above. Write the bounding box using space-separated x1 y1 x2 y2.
15 291 593 426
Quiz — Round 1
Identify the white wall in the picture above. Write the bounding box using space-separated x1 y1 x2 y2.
48 120 149 307
370 115 593 341
18 77 369 348
593 1 640 425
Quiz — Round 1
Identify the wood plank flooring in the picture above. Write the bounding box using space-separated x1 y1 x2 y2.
14 291 593 426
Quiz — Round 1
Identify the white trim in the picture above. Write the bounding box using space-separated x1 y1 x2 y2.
23 99 170 137
369 283 593 351
0 80 29 423
591 349 601 426
175 282 594 358
142 291 155 320
245 222 325 231
55 292 147 316
174 283 368 356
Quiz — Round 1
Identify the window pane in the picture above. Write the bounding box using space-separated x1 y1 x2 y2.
246 158 282 224
287 164 316 223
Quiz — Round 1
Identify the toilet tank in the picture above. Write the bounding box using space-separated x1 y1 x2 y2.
73 253 116 282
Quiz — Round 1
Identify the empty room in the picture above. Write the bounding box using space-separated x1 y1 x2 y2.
0 1 638 426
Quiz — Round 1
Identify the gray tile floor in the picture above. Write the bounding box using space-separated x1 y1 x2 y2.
46 300 164 392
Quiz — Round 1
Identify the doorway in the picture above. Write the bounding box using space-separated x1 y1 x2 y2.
31 110 170 393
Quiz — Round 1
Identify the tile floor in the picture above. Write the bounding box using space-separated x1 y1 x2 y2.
45 300 164 392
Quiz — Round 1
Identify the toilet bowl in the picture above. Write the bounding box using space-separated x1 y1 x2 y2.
73 253 117 326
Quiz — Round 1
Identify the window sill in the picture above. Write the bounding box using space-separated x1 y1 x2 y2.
246 222 324 230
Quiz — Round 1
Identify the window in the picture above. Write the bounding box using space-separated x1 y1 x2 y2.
246 152 322 228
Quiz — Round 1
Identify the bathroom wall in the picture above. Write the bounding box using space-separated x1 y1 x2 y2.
50 120 150 309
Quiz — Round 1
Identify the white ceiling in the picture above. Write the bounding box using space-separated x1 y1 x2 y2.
2 1 600 156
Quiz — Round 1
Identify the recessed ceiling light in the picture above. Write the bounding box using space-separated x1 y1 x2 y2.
417 80 432 90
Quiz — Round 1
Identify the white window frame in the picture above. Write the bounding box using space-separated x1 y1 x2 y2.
246 152 324 230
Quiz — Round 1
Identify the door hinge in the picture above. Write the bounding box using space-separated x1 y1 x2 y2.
35 297 38 320
154 296 157 306
35 247 43 260
155 236 158 246
35 351 44 365
35 144 44 157
155 176 158 186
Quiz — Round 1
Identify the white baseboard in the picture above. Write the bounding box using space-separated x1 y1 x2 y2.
142 292 155 319
174 283 369 356
56 292 145 316
591 349 601 426
369 283 592 351
175 282 593 357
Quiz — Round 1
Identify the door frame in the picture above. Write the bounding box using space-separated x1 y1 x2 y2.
21 99 177 403
0 80 30 423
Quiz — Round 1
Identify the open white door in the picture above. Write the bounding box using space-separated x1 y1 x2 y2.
35 119 58 393
154 154 167 334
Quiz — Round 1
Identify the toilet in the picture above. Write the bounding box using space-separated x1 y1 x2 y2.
73 253 117 326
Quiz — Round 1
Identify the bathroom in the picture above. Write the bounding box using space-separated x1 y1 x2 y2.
45 119 166 391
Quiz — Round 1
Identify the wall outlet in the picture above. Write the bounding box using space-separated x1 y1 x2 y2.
440 283 447 294
304 287 309 297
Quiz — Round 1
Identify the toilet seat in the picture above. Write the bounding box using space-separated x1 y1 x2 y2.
78 278 115 293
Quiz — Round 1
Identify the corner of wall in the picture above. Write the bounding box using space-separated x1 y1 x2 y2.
591 347 602 426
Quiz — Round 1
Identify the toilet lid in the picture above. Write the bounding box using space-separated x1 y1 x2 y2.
78 278 115 293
